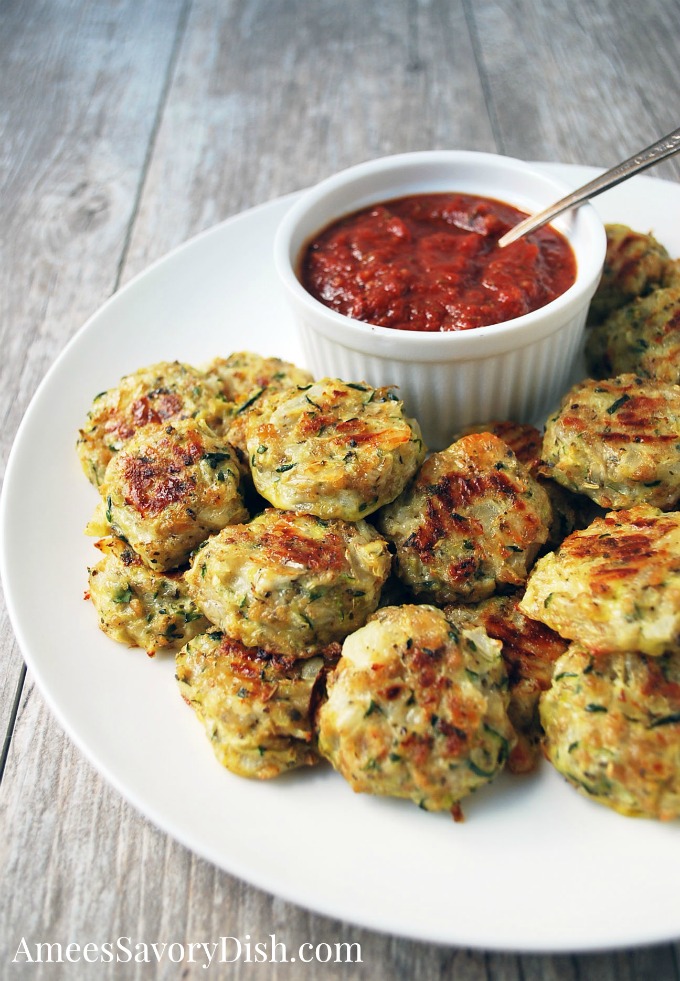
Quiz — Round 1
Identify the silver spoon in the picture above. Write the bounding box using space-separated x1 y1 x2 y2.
497 126 680 248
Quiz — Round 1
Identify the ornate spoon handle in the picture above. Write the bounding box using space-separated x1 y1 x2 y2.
498 126 680 248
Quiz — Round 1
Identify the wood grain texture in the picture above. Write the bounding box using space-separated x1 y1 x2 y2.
2 1 680 978
0 0 185 745
468 0 680 180
121 0 495 281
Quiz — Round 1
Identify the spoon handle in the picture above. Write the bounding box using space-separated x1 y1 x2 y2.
498 126 680 247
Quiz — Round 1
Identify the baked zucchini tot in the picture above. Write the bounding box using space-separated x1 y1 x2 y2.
244 377 425 521
586 286 680 384
541 643 680 820
203 351 314 463
541 373 680 511
455 420 581 550
100 418 248 571
663 258 680 289
204 351 314 402
587 224 670 326
455 420 543 472
378 432 552 604
184 509 392 656
177 631 339 779
77 360 230 486
444 594 567 773
520 505 680 657
87 535 209 654
317 604 515 818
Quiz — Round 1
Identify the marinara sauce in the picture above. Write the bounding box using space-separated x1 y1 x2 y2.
300 193 576 332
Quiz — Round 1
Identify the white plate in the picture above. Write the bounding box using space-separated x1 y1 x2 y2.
3 164 680 954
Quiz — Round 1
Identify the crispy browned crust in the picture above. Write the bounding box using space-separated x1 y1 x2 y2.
76 360 231 486
456 421 543 472
184 508 392 656
101 419 248 571
317 604 515 814
379 432 552 604
541 374 680 510
587 224 670 326
176 631 340 779
541 644 680 819
520 505 680 657
444 594 567 773
244 377 425 520
586 287 680 383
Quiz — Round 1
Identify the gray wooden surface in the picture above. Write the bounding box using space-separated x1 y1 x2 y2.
1 0 679 977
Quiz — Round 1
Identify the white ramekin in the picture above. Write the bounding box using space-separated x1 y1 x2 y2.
274 151 606 449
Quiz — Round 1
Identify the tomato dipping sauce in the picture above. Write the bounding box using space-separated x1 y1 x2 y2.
300 193 577 332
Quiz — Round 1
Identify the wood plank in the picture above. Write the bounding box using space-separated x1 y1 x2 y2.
0 0 187 958
572 948 680 981
121 0 495 280
0 613 24 761
0 0 186 726
467 0 680 180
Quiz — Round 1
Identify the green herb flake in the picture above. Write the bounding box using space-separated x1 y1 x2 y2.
203 450 231 469
650 712 680 728
467 759 497 778
236 388 264 414
606 393 631 415
183 609 204 623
